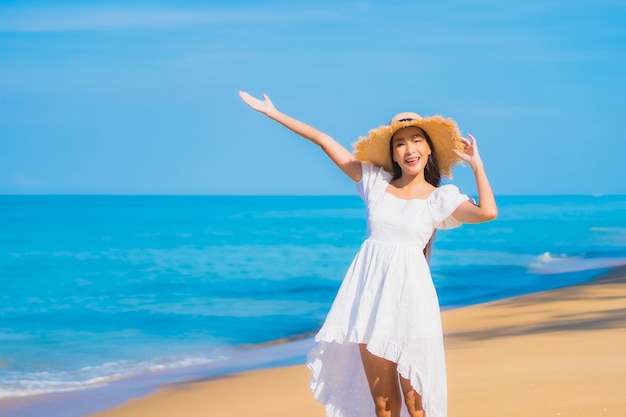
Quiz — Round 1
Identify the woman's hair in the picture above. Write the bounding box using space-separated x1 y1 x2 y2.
388 127 441 261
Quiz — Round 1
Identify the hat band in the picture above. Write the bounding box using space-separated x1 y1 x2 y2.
397 118 415 122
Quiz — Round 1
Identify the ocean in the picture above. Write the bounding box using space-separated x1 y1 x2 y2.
1 194 626 412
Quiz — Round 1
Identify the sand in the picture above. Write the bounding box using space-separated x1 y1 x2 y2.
88 266 626 417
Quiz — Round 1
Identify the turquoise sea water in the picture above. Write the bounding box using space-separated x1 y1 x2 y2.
1 194 626 404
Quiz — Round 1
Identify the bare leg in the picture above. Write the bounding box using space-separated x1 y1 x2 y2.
400 376 425 417
359 344 402 417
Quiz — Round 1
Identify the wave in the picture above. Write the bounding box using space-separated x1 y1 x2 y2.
590 227 626 232
0 332 316 400
528 252 626 275
0 355 222 400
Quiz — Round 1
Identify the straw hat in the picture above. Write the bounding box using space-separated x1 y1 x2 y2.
353 112 465 178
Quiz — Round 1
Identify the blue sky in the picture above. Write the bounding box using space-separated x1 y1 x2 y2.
1 0 625 195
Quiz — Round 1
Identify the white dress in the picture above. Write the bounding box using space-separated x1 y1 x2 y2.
307 163 470 417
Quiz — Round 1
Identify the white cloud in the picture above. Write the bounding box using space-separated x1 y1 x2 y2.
0 5 340 33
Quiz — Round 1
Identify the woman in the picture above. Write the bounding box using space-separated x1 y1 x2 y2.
239 91 497 417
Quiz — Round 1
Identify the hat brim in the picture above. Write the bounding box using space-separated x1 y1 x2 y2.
352 116 464 178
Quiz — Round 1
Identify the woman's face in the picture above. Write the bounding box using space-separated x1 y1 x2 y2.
391 126 432 176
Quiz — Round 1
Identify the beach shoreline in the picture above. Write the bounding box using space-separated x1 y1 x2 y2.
0 337 316 417
3 264 625 417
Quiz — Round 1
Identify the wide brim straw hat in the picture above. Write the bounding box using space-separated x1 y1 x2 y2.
353 112 465 178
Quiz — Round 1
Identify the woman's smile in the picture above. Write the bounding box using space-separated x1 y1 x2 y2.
404 155 420 166
391 126 432 174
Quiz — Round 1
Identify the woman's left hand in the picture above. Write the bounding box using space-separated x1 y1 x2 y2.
453 134 483 171
451 133 498 223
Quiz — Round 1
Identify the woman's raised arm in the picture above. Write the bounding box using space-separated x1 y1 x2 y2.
451 134 498 223
239 91 362 182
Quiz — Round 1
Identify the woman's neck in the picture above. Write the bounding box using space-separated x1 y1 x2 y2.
388 172 435 199
393 172 428 189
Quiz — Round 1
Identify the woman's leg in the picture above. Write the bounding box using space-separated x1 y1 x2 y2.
359 344 402 417
400 376 425 417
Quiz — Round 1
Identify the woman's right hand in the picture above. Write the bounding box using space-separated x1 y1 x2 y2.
237 90 362 181
239 91 276 115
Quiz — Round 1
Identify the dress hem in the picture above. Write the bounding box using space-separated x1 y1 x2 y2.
307 328 446 417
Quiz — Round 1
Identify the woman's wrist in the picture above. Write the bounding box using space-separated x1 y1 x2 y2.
470 159 484 172
265 107 281 120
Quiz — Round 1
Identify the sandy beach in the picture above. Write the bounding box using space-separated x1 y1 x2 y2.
85 265 626 417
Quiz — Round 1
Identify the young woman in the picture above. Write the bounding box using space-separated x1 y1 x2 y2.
239 91 497 417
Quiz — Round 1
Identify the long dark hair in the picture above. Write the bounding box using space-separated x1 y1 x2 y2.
389 127 441 261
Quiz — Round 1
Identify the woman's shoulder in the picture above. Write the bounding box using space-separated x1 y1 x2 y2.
429 183 471 229
357 163 392 201
430 183 462 199
428 183 470 209
359 162 392 185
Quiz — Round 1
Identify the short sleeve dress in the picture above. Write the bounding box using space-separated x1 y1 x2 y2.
307 163 470 417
